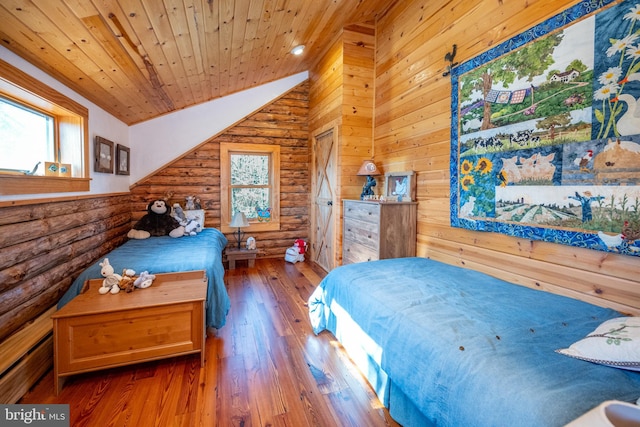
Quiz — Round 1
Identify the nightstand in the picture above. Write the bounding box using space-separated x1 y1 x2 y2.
226 248 258 269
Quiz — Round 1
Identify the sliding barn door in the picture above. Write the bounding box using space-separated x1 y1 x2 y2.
311 129 337 272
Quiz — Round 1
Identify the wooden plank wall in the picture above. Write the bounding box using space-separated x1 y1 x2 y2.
374 0 640 314
340 24 377 199
0 194 130 341
130 82 310 258
309 25 376 268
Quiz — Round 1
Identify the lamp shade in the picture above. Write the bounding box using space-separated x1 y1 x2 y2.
229 212 249 228
357 159 381 176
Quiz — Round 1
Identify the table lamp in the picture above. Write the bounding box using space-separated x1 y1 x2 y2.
229 212 249 249
357 159 381 200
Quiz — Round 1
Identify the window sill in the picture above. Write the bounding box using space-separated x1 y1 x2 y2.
221 221 280 234
0 175 90 195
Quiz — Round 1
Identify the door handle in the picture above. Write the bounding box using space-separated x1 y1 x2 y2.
327 201 333 206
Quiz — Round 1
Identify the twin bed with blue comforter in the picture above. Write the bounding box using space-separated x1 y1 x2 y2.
58 228 230 330
308 257 640 426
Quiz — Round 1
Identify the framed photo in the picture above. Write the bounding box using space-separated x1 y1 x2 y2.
116 144 130 175
385 171 416 201
94 136 114 173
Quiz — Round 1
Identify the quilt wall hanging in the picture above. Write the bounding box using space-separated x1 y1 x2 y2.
450 0 640 256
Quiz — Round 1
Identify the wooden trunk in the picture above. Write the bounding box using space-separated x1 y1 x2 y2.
52 271 207 395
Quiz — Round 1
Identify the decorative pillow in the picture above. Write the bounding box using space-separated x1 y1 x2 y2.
556 317 640 371
185 209 205 230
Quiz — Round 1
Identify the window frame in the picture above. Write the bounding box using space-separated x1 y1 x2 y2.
220 142 280 233
0 59 89 195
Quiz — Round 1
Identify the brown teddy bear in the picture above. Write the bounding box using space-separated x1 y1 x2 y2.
118 268 137 293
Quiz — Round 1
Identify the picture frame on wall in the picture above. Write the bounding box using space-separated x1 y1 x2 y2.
385 171 416 201
94 136 114 173
116 144 130 175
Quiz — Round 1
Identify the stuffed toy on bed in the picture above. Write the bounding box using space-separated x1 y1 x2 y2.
171 203 202 236
128 200 185 239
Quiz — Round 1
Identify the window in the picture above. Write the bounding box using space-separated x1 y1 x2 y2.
220 143 280 233
0 97 54 172
0 59 89 195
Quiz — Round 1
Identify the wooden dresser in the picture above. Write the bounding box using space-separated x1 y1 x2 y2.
52 271 207 395
342 199 417 265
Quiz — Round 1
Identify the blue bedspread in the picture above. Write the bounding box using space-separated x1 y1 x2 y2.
58 228 230 329
308 257 640 426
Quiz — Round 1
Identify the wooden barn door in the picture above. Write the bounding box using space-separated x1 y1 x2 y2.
311 129 337 272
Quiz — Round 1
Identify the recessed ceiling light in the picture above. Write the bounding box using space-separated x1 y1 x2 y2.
290 45 305 56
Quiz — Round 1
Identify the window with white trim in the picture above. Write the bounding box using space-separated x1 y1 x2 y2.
220 143 280 233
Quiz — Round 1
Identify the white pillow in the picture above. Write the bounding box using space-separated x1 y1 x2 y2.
185 209 205 229
557 317 640 371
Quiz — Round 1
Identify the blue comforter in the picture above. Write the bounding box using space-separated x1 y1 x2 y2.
58 228 230 329
308 257 640 426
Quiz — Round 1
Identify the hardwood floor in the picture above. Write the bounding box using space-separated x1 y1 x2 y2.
21 258 400 427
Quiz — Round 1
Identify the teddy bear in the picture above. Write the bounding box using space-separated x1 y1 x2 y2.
134 271 156 289
128 199 185 239
98 258 122 294
118 268 137 293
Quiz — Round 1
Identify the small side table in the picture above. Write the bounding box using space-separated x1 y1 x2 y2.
226 248 258 269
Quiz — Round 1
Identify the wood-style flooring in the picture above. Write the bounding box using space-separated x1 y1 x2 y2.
20 258 400 427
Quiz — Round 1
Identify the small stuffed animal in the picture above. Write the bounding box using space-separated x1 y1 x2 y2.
118 268 136 293
128 200 185 239
172 203 187 224
185 195 196 210
294 239 307 254
134 271 156 289
183 219 200 236
171 203 201 236
246 236 256 250
98 258 122 294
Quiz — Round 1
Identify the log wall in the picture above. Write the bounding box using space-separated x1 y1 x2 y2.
130 82 310 258
0 194 130 341
374 0 640 314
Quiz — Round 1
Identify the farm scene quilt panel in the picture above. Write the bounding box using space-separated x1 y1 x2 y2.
450 0 640 256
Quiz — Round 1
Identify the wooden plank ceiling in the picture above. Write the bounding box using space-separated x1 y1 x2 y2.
0 0 393 125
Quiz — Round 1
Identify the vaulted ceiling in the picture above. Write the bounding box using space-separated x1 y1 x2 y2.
0 0 394 125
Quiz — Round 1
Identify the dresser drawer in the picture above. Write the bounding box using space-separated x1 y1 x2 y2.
342 199 416 266
343 239 379 264
343 201 380 224
343 217 379 250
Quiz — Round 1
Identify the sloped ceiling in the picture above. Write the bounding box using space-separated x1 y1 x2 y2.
0 0 394 125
